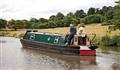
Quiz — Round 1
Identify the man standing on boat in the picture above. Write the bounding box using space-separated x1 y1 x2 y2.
66 24 77 45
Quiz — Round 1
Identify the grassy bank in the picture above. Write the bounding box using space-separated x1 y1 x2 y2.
0 24 120 45
0 24 119 37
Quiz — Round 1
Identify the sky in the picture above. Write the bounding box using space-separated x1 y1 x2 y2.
0 0 117 20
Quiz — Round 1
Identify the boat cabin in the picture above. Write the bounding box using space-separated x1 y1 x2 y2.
23 30 90 47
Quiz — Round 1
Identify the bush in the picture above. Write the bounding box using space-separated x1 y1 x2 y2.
115 36 120 46
112 35 120 46
100 35 111 46
81 14 106 24
100 35 120 47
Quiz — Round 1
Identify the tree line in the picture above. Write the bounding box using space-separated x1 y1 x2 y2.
0 0 120 30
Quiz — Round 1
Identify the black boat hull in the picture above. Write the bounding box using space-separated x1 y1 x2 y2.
20 39 80 55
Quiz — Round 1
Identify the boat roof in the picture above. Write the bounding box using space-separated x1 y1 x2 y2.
29 32 65 36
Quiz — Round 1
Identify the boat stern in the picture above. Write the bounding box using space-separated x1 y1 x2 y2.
80 50 96 56
79 45 96 56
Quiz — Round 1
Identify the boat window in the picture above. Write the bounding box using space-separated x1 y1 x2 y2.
54 37 59 43
47 37 50 41
30 34 35 40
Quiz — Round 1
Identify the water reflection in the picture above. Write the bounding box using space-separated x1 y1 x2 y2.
0 40 6 43
21 48 80 69
21 47 98 70
0 37 120 70
80 56 96 65
99 46 120 53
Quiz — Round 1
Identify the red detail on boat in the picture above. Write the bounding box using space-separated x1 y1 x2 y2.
80 50 96 56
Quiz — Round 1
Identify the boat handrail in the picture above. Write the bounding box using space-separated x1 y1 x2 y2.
29 31 65 36
76 33 96 36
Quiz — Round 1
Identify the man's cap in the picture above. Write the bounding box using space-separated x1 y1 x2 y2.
70 24 73 27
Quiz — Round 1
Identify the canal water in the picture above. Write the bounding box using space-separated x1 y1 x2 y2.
0 37 120 70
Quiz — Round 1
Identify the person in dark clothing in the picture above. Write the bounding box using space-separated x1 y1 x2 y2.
67 24 76 45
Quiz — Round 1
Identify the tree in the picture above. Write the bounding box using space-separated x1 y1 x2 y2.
74 10 80 19
15 20 26 29
0 19 7 29
106 10 114 20
8 19 26 30
79 10 86 18
87 7 96 15
101 6 108 16
22 19 29 28
8 19 16 30
67 12 74 17
38 18 48 23
48 12 64 27
48 15 57 27
30 18 38 23
49 15 56 21
63 12 77 26
81 14 106 24
74 10 86 19
25 21 32 29
110 0 120 30
56 12 64 20
29 18 38 29
95 8 104 15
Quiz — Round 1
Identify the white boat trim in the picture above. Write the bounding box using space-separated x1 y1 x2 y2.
79 45 90 50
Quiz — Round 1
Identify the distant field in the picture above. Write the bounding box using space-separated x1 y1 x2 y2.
0 24 120 37
38 24 120 37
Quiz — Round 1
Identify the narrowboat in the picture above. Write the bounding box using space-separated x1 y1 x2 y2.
20 30 98 56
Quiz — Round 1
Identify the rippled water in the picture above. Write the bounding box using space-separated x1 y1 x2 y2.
0 37 120 70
